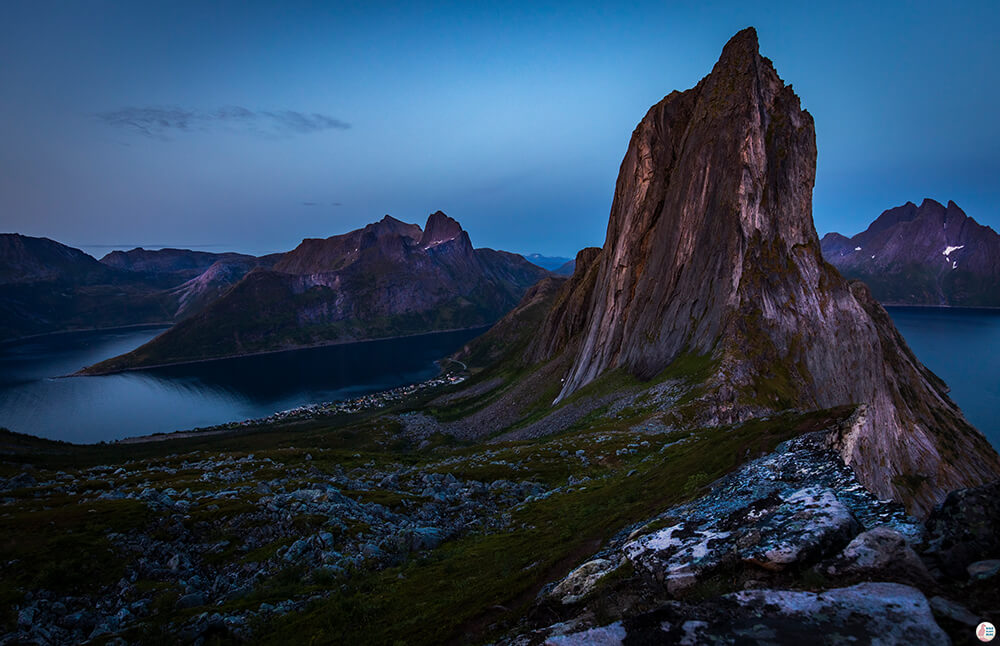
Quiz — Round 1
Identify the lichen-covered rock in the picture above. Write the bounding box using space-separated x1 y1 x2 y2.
544 621 626 645
823 526 933 585
548 558 619 605
740 487 858 571
554 431 927 599
622 484 858 588
534 583 948 646
624 521 736 593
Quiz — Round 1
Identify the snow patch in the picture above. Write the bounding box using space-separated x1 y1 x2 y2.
854 247 862 251
943 245 965 257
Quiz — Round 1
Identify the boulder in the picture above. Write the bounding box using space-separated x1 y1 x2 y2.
967 559 1000 581
929 595 981 628
539 583 948 645
823 526 933 585
924 479 1000 578
741 487 859 571
622 486 859 593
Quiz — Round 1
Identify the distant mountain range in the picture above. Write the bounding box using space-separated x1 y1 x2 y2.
521 253 574 274
75 212 548 373
0 235 268 340
821 199 1000 307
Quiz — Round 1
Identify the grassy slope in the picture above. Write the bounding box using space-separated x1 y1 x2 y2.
258 409 849 645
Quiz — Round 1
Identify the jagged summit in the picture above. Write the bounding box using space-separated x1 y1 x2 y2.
419 211 465 248
368 215 423 241
519 28 1000 515
557 26 817 397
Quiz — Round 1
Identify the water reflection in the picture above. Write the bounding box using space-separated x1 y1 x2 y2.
0 326 487 443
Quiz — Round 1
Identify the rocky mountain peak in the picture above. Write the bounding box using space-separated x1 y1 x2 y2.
545 28 999 515
367 215 422 242
558 25 818 396
419 211 465 248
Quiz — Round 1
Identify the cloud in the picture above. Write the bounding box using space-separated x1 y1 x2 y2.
96 106 350 139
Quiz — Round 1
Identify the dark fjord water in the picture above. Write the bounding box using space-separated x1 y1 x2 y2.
0 326 486 443
0 309 997 448
885 307 1000 450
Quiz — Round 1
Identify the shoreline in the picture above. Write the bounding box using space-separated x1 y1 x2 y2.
70 324 491 377
882 303 1000 312
1 322 173 347
113 371 467 444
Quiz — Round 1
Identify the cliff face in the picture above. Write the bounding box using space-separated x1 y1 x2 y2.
821 199 1000 306
527 247 602 363
544 28 999 516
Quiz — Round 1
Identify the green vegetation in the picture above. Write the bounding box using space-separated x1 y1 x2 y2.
0 498 152 625
257 408 846 645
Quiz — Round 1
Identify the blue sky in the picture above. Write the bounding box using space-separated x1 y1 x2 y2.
1 1 998 257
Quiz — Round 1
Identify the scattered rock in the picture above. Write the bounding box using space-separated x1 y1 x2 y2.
548 559 618 605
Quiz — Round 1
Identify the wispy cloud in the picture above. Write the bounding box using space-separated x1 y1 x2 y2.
96 106 351 139
300 201 343 207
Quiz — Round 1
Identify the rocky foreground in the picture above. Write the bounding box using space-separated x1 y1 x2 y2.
1 400 997 645
507 427 1000 645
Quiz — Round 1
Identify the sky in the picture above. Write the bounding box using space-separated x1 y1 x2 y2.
1 1 998 258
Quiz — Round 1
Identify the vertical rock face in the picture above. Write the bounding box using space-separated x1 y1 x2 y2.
527 247 602 362
560 27 819 392
554 27 1000 516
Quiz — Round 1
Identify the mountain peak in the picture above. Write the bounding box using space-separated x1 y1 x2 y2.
366 215 422 241
945 199 967 218
419 211 465 248
822 198 1000 307
716 26 760 67
544 28 999 515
